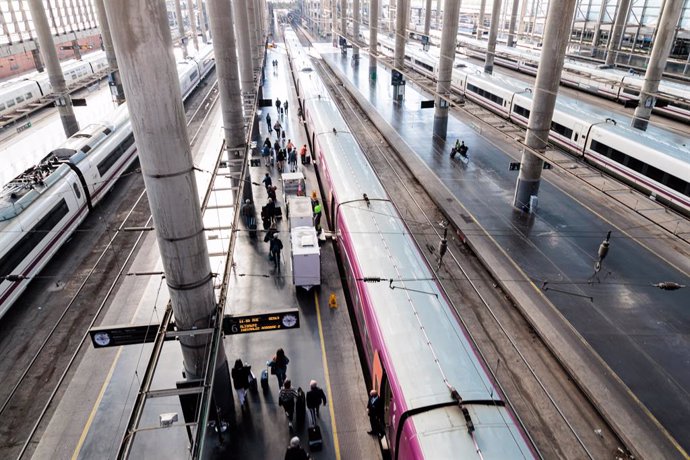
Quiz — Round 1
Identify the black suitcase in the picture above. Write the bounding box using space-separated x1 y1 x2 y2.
308 425 323 451
305 155 311 165
296 388 306 427
274 206 282 219
260 368 269 391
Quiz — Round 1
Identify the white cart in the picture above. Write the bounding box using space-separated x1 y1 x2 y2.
288 196 313 229
291 226 320 289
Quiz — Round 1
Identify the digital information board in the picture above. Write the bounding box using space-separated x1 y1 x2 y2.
222 310 300 335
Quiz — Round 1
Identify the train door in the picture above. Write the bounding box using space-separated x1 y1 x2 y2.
372 351 393 446
573 123 586 149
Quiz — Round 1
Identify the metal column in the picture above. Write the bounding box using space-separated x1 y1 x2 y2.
393 0 409 100
94 0 124 104
485 0 503 73
28 0 79 137
197 0 208 42
102 0 233 419
433 0 461 138
353 0 361 60
370 0 380 79
632 0 684 130
604 0 632 66
513 0 578 210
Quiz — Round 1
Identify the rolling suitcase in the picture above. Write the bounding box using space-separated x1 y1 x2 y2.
308 425 323 451
260 368 269 391
248 369 257 392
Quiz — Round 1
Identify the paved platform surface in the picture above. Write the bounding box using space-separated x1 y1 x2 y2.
31 44 381 460
314 41 690 458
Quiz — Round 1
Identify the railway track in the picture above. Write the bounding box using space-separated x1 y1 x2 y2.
0 73 219 460
300 32 631 459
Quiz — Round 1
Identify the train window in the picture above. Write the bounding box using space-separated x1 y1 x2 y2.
466 83 504 106
664 174 689 195
0 199 69 280
645 165 665 182
625 156 644 173
25 92 32 99
72 182 81 199
550 122 573 139
15 96 24 103
622 88 640 96
574 133 578 142
0 103 5 110
97 133 135 176
611 149 626 164
513 105 530 118
6 99 15 107
189 70 199 82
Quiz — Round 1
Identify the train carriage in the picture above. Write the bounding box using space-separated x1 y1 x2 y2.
286 28 536 460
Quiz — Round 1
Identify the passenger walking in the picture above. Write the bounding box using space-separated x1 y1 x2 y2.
297 107 303 121
268 185 278 202
241 199 255 228
279 379 299 429
274 121 282 139
262 173 272 190
231 359 251 407
277 148 286 173
300 144 308 164
284 436 310 460
284 100 289 115
288 148 297 172
266 113 272 133
366 389 384 437
276 98 282 112
269 233 283 271
268 348 290 390
306 380 327 426
313 200 322 234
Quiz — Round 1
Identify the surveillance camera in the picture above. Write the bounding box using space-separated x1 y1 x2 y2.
159 412 178 427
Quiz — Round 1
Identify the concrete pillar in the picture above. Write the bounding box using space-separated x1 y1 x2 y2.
207 0 247 150
247 0 260 73
353 0 361 59
235 0 255 93
28 0 79 138
393 0 409 100
435 0 441 29
477 0 487 38
591 0 608 53
517 0 528 41
369 0 379 79
187 0 200 51
341 0 347 39
604 0 631 66
632 0 684 130
94 0 124 104
197 0 208 42
31 47 44 72
485 0 502 73
424 0 432 35
332 0 338 45
507 0 520 47
433 0 461 139
102 0 233 418
513 0 577 210
175 0 189 58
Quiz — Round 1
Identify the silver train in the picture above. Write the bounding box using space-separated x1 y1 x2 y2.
375 36 690 216
0 51 109 119
0 45 215 319
285 28 537 460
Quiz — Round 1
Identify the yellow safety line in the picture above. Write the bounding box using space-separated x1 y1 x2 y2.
72 347 123 460
314 290 341 460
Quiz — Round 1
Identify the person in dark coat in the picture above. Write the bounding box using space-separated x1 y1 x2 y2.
284 436 310 460
269 233 283 271
241 199 255 228
283 100 289 115
306 380 327 426
266 113 272 133
231 359 251 407
262 173 272 190
279 379 299 429
268 348 289 390
366 389 384 437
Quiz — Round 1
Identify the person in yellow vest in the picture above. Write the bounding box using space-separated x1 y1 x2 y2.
313 200 322 234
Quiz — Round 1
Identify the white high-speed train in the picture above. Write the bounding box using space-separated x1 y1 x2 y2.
0 44 215 319
427 32 690 122
285 28 537 460
374 36 690 216
0 51 109 119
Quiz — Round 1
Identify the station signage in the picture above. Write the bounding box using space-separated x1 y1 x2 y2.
222 310 300 335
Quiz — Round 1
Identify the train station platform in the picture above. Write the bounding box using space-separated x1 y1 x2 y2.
310 39 690 459
31 44 381 460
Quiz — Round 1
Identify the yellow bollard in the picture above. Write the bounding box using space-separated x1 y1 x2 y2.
328 293 338 309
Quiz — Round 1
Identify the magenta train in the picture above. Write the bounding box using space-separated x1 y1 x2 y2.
284 29 536 459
